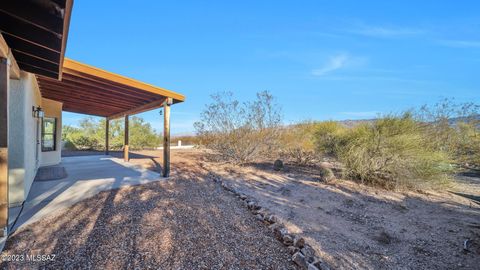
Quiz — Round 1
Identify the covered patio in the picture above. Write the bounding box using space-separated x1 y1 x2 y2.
9 154 163 232
0 0 185 240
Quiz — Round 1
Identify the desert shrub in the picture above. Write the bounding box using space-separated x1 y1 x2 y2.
314 121 348 157
194 91 282 164
416 98 480 167
278 122 319 165
63 139 77 151
69 133 99 150
314 114 453 189
318 166 335 183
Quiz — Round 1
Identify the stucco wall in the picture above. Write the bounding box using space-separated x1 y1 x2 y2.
40 98 62 167
8 72 42 206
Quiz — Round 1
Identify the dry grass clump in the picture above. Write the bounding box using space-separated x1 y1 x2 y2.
315 114 453 190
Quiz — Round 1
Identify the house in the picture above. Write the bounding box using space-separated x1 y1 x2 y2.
0 1 185 237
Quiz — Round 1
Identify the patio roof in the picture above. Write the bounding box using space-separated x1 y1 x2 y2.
0 0 73 79
36 58 185 119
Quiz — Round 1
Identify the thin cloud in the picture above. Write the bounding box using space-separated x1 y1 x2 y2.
438 39 480 48
312 54 350 76
349 25 424 38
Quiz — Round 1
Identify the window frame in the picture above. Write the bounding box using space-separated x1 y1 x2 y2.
41 117 57 152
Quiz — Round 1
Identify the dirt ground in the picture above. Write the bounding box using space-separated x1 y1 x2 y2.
7 149 480 269
2 150 296 269
116 149 480 270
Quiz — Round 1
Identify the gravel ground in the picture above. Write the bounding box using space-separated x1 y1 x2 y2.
1 159 297 269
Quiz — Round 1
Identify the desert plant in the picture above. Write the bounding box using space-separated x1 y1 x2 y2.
194 91 282 164
279 122 319 165
314 114 453 190
314 121 348 158
416 98 480 167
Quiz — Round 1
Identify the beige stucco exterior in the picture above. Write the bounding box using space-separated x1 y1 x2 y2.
40 98 62 167
7 72 63 206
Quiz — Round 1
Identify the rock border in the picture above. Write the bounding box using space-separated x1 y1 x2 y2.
208 172 331 270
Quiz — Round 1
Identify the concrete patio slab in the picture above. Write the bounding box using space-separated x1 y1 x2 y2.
8 155 163 233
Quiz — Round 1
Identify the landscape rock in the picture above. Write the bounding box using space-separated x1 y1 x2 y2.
292 251 308 269
283 234 294 246
266 214 278 224
294 236 305 248
300 244 317 263
287 246 300 254
247 201 260 210
273 159 284 171
312 259 330 270
318 166 335 183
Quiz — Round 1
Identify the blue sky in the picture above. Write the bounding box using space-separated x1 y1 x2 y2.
63 1 480 135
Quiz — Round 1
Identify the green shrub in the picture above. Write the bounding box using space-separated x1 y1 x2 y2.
279 122 319 165
314 114 453 190
314 121 348 158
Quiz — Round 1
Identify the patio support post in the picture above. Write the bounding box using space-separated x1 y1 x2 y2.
124 115 129 162
163 98 172 177
0 57 9 236
105 118 109 155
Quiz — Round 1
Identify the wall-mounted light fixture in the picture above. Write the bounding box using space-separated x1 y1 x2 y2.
32 106 44 118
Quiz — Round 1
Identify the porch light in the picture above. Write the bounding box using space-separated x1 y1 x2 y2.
32 106 44 118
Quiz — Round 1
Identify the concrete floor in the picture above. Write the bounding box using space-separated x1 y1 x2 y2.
8 155 163 233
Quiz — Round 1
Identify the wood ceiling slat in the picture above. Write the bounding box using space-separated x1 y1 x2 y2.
38 81 142 108
63 69 163 100
17 61 58 78
0 12 62 52
0 3 63 35
37 77 145 104
43 94 126 112
14 50 58 73
3 35 60 63
60 73 158 102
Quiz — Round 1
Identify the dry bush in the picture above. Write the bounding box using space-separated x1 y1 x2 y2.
278 122 319 165
194 91 282 164
416 98 480 168
315 114 453 190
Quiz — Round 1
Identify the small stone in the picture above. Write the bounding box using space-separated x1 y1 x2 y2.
273 159 284 171
300 244 316 263
239 194 247 200
269 223 285 240
287 246 300 254
255 214 264 221
247 201 260 210
292 252 308 269
294 236 305 248
312 259 330 270
266 214 278 224
283 234 294 246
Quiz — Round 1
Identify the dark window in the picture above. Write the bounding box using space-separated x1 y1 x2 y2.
42 117 56 152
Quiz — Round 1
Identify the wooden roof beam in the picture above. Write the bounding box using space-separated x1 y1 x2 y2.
64 58 186 102
107 98 167 120
0 33 20 79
